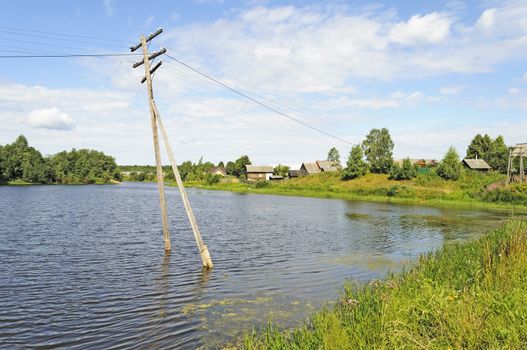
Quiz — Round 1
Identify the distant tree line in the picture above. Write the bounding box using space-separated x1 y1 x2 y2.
0 135 120 185
340 129 511 181
121 155 254 184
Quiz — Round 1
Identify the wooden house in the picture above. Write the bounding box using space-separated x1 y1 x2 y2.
315 160 341 172
208 167 227 176
246 165 274 181
462 158 491 172
299 162 321 175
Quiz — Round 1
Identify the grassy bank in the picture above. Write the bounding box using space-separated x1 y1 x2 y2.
186 171 527 211
240 220 527 349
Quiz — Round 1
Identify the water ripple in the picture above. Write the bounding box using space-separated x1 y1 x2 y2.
0 183 520 349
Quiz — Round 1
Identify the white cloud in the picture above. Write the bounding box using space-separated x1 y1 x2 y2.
476 8 496 31
164 1 527 95
439 85 465 95
316 91 438 110
522 72 527 82
508 87 521 94
394 121 527 159
26 108 74 130
390 12 452 45
102 0 114 17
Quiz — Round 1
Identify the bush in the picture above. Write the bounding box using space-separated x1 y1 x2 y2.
205 174 221 185
386 184 416 198
481 184 527 205
255 180 269 188
389 158 418 180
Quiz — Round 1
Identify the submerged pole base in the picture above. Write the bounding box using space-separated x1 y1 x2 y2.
200 245 213 269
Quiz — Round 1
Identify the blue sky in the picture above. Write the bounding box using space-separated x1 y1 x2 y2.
0 0 526 166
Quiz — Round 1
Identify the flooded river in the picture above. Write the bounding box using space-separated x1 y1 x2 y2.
0 182 521 349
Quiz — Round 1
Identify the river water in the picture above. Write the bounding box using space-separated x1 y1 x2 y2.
0 182 521 349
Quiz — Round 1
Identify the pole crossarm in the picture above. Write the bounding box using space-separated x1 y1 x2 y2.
141 61 162 84
133 48 167 68
130 27 163 52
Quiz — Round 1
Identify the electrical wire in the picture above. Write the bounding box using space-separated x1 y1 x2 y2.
164 54 354 145
0 25 126 44
0 53 140 58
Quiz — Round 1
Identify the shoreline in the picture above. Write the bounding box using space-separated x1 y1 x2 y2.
239 220 527 349
181 182 527 213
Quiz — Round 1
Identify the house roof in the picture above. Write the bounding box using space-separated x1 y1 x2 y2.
301 163 321 173
208 167 226 175
316 160 340 171
289 169 300 176
462 158 491 170
246 165 274 173
394 159 438 166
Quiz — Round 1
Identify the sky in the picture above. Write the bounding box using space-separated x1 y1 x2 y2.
0 0 526 166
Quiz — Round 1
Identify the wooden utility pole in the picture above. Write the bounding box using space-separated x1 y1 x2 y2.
154 101 213 268
130 28 213 268
507 143 527 185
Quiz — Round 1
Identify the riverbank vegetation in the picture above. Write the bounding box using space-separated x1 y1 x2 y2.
197 170 527 208
0 135 120 185
241 220 527 349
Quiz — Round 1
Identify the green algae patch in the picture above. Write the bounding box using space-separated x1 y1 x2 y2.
345 213 371 221
182 296 274 317
325 253 410 272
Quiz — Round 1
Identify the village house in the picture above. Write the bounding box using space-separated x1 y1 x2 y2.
394 159 438 168
245 165 274 181
316 160 341 172
299 160 340 175
462 158 491 172
208 166 227 177
299 162 321 175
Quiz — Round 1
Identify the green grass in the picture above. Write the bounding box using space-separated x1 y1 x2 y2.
6 179 34 185
188 171 527 211
240 220 527 349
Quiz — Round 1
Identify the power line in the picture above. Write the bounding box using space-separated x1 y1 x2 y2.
163 48 359 138
164 53 354 145
0 53 140 58
0 25 126 44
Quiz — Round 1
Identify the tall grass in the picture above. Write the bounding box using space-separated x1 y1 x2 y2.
242 220 527 349
196 171 526 210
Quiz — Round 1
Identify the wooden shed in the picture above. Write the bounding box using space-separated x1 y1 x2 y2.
246 165 274 181
299 162 321 176
315 160 341 172
462 158 491 172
